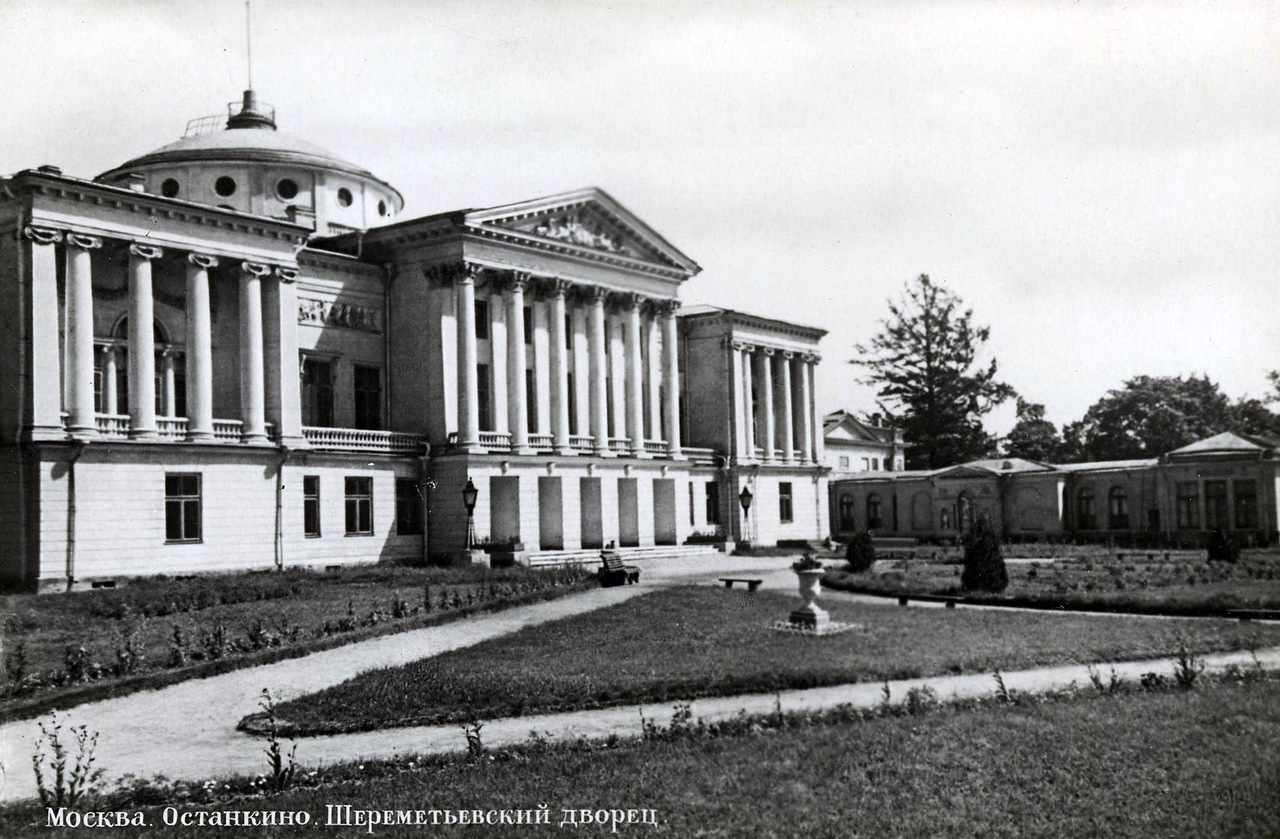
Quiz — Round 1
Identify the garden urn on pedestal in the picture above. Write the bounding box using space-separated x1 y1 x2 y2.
789 555 830 630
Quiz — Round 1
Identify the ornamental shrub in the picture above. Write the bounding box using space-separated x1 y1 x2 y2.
1206 529 1240 564
961 517 1008 593
845 531 876 573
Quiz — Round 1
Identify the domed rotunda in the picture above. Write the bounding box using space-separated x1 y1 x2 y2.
96 90 403 235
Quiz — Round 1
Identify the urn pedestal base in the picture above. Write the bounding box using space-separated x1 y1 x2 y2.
788 604 830 631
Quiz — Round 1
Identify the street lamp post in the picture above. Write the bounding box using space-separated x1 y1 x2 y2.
738 484 753 546
462 478 479 550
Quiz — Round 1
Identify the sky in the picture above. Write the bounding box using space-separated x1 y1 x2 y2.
1 0 1276 434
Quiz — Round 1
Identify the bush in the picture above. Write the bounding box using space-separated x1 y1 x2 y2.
1206 530 1240 564
961 518 1008 593
844 531 877 573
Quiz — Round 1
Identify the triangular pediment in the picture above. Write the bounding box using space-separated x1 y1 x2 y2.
933 465 998 480
465 188 700 275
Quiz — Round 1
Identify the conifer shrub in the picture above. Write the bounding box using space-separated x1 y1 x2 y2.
961 517 1008 593
844 531 877 573
1206 529 1240 564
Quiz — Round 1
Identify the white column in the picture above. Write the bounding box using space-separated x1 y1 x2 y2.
809 356 823 464
161 350 177 418
624 294 645 456
22 226 64 439
64 233 102 437
779 351 795 464
265 266 306 446
238 261 269 443
549 279 573 455
730 342 745 461
796 354 813 465
505 272 533 454
759 349 775 463
127 243 163 439
455 263 481 450
185 253 217 441
646 308 662 443
741 345 756 460
661 299 682 458
102 346 119 415
587 286 610 456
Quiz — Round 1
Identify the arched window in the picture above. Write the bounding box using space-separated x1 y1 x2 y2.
838 494 855 531
866 493 883 530
1108 486 1129 530
1077 487 1096 530
99 317 185 417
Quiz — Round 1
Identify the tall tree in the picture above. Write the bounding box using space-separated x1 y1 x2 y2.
1002 397 1062 462
1067 374 1280 460
853 274 1014 469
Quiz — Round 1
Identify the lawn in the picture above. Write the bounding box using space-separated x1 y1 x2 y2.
257 585 1280 735
9 674 1280 837
0 564 591 719
826 549 1280 612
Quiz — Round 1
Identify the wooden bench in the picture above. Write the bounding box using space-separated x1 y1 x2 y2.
897 593 961 609
719 577 763 592
598 552 640 587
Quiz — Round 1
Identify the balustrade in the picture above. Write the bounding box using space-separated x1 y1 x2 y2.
303 427 425 454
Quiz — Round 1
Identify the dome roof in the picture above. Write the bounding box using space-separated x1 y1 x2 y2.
97 91 403 209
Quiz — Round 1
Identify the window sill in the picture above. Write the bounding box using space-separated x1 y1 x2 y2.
305 534 322 539
344 532 375 537
164 539 203 545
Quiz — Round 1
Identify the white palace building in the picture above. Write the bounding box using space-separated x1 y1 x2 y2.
0 90 829 591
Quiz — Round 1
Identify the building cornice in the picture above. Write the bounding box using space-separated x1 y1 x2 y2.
4 170 310 246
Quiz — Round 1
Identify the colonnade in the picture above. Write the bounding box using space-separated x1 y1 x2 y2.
21 224 299 444
450 263 682 458
732 341 822 465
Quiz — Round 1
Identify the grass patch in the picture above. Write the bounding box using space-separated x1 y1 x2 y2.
827 549 1280 613
258 586 1280 735
8 674 1280 837
0 565 592 719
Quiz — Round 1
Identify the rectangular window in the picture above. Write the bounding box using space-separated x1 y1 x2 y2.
779 482 793 523
164 473 202 542
301 358 335 427
689 482 695 526
353 365 382 430
94 356 104 413
1205 480 1229 530
567 371 578 435
303 475 321 537
395 477 423 535
524 305 534 345
872 458 879 470
839 456 850 469
1235 481 1258 529
526 368 538 433
1176 482 1200 530
477 363 492 431
475 299 489 340
705 482 721 526
345 476 373 535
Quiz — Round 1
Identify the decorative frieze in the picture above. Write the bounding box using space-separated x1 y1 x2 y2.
297 296 383 333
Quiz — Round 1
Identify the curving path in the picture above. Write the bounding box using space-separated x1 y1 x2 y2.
1 554 1272 803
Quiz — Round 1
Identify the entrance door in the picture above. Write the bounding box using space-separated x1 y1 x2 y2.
618 478 639 547
580 478 603 549
653 479 676 545
538 477 564 550
490 477 520 545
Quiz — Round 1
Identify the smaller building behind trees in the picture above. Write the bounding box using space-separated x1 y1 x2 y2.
831 431 1279 548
